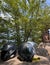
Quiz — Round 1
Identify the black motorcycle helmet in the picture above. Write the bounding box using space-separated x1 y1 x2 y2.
1 42 17 61
18 41 37 62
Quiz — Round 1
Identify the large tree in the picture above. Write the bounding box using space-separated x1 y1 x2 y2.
1 0 50 45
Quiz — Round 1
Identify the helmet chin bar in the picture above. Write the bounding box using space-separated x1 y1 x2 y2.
1 43 17 61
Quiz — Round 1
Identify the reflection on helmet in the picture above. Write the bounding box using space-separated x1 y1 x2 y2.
18 41 37 62
1 43 17 61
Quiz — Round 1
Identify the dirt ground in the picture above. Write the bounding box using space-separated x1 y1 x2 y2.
0 45 50 65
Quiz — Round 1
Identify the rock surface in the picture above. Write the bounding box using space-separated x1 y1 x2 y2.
0 43 50 65
0 55 50 65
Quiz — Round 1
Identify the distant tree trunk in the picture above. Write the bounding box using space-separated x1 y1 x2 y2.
42 31 49 47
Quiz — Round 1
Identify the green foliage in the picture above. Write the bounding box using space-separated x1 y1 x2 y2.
0 0 50 46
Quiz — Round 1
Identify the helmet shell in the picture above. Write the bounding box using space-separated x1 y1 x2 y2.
1 43 17 61
18 41 37 62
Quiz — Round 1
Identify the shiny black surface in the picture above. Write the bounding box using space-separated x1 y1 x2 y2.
1 43 17 61
18 41 37 62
